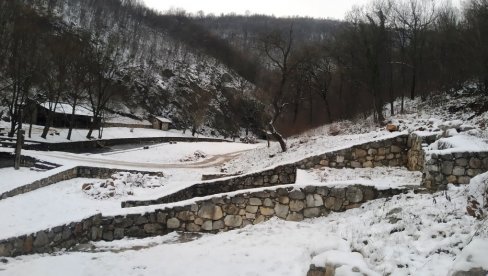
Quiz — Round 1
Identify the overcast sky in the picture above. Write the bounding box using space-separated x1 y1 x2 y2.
142 0 376 20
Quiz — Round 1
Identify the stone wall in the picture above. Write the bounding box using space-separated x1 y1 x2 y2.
23 136 229 152
0 152 59 169
0 166 163 200
0 184 407 257
122 135 410 208
423 151 488 190
291 135 409 170
122 164 297 207
406 133 438 171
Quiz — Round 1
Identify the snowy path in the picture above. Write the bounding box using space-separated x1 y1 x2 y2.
29 149 251 169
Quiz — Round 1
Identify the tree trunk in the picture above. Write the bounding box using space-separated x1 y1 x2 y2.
67 99 78 140
40 110 53 139
410 68 417 100
268 122 286 152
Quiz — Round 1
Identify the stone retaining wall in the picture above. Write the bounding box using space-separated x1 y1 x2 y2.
290 135 409 170
122 135 410 208
0 184 407 257
423 151 488 190
0 152 58 169
0 166 163 200
23 136 229 152
122 164 297 207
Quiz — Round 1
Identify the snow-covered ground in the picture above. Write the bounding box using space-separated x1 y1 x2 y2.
1 181 485 276
296 167 423 190
91 142 262 164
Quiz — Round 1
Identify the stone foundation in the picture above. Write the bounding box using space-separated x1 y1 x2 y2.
0 184 407 257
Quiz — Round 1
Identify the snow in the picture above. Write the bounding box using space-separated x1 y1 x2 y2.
449 238 488 274
0 165 74 196
90 142 262 164
0 186 484 276
426 134 488 154
296 167 423 190
155 116 172 123
40 102 93 117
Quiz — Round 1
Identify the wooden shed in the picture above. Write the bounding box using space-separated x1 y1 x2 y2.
152 116 172 131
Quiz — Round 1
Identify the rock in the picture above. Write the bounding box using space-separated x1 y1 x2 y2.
469 158 482 169
114 228 124 239
458 176 471 184
386 124 398 132
336 155 345 163
363 161 373 168
254 215 266 225
286 212 304 222
144 224 162 234
391 145 402 153
306 194 324 207
355 149 367 158
350 161 361 168
201 220 213 231
456 158 468 166
186 223 201 232
166 218 180 229
223 204 239 215
304 208 320 218
278 196 290 204
249 198 262 206
212 220 225 230
324 197 342 211
82 183 93 191
224 215 243 227
263 198 274 207
194 217 204 225
245 205 259 213
441 161 454 175
198 203 224 220
177 211 195 221
289 190 305 200
289 200 306 212
23 236 33 253
346 187 363 203
453 166 465 176
259 207 274 216
33 231 49 248
270 175 279 184
102 231 114 241
274 203 289 219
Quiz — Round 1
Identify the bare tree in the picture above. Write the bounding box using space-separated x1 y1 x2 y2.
261 24 297 152
394 0 437 99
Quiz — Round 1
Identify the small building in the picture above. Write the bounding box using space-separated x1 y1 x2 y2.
152 116 172 131
24 100 98 129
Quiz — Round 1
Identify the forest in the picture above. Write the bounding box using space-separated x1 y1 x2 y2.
0 0 487 148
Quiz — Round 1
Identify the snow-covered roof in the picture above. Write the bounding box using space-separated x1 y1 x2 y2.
155 117 172 123
40 102 93 117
